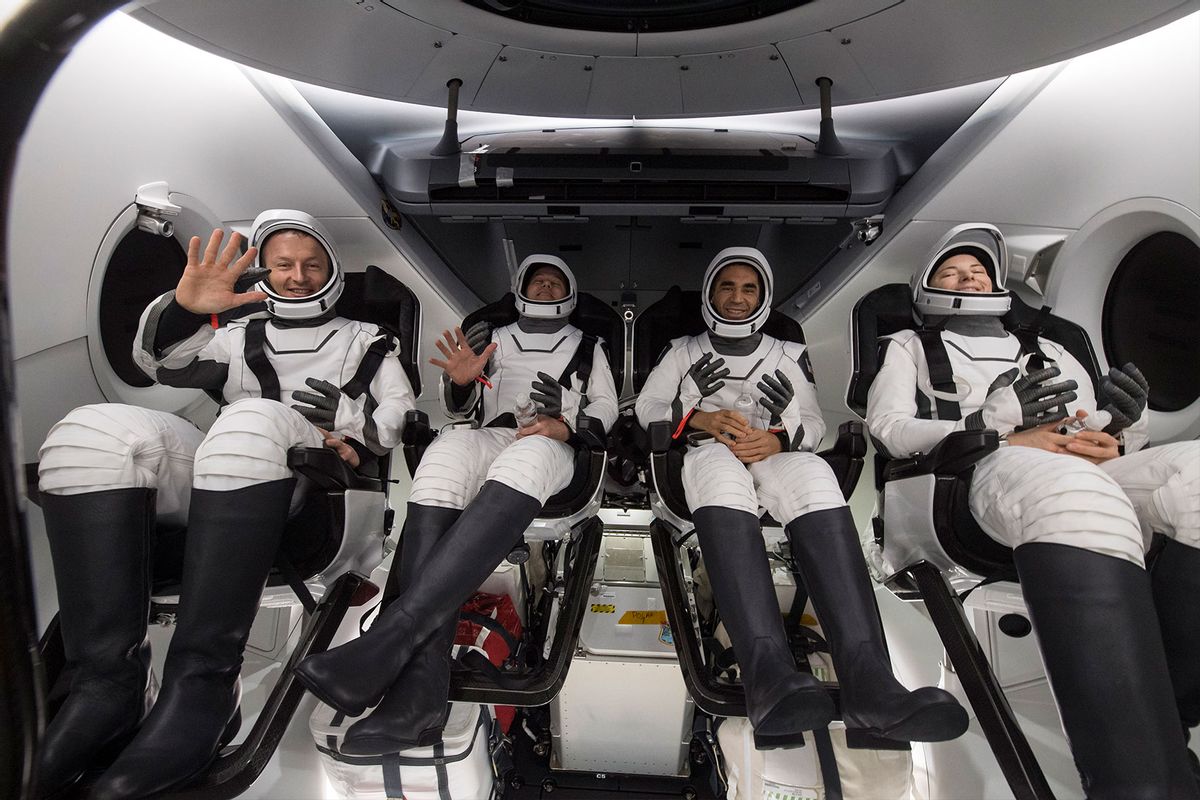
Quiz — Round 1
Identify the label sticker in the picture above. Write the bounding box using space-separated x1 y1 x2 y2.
658 624 674 646
590 603 616 614
762 779 820 800
617 610 668 625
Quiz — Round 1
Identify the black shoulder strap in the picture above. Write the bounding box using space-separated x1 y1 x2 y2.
341 332 396 400
915 329 961 421
1010 305 1053 371
558 332 597 394
243 319 280 402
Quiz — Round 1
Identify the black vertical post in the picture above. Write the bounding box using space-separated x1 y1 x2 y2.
0 3 127 798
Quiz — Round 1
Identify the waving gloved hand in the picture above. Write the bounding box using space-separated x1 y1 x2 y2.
464 320 493 356
757 369 794 426
530 371 565 418
965 366 1078 434
1098 362 1149 434
688 352 730 398
291 378 342 427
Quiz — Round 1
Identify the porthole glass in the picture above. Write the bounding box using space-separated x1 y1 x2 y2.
1102 231 1200 412
98 230 186 388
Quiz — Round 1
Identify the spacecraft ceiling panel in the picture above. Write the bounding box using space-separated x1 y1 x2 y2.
133 0 1200 117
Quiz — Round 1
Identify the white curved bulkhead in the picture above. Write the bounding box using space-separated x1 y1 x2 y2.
3 4 1198 799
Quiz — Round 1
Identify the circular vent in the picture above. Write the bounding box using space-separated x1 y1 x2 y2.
1102 231 1200 412
462 0 810 32
98 229 187 388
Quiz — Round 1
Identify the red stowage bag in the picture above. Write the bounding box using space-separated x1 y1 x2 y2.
455 591 523 734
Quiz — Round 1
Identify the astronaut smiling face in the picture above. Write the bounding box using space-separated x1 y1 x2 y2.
263 230 332 298
710 262 763 321
523 264 569 302
930 253 993 293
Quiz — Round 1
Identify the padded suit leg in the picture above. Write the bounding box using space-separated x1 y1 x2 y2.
694 507 834 749
1013 542 1200 800
34 488 155 799
787 507 967 742
340 504 463 754
294 481 542 716
90 478 296 800
1153 539 1200 760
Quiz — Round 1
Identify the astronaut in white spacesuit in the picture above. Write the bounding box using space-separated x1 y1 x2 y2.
35 210 415 799
866 225 1200 799
294 254 618 755
636 247 967 750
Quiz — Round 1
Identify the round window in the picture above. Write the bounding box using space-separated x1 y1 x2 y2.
98 229 187 388
1102 231 1200 412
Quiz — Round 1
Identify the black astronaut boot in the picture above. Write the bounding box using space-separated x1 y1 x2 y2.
695 507 835 749
90 478 296 800
294 481 542 717
1014 542 1200 800
787 507 968 742
339 504 464 754
1153 538 1200 757
35 488 156 799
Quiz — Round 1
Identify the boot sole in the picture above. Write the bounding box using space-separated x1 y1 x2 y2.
752 689 836 750
848 701 969 743
38 718 141 799
293 666 373 718
88 706 244 800
339 725 445 756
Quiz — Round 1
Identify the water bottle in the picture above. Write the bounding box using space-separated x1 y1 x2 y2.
514 392 538 428
735 392 755 416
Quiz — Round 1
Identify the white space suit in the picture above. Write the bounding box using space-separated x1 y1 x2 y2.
35 210 416 800
634 247 967 749
291 253 620 757
867 238 1197 566
863 223 1199 799
636 326 843 522
411 255 618 510
41 212 413 509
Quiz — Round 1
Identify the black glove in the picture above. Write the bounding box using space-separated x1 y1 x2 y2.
1099 362 1149 434
757 369 794 425
530 371 565 418
464 320 493 356
688 352 729 398
965 366 1078 432
290 377 341 427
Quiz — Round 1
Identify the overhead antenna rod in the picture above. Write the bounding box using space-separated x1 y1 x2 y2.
814 76 848 156
430 78 464 156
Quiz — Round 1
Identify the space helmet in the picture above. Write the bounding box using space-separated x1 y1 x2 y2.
701 246 774 338
911 224 1010 317
249 209 344 320
512 254 577 319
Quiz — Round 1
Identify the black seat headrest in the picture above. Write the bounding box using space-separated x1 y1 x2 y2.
632 286 805 393
1001 294 1102 389
460 292 625 390
847 283 1103 419
337 266 422 396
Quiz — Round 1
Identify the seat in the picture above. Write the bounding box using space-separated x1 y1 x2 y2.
630 287 870 733
398 291 621 707
34 265 421 800
847 282 1106 800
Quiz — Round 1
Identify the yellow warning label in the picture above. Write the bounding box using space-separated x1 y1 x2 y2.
618 610 668 625
590 603 616 614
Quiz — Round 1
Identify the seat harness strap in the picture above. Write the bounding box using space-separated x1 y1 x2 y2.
243 319 395 404
915 329 961 421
